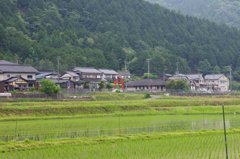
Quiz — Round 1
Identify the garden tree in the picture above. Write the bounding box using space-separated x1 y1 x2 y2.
40 79 60 95
1 0 240 75
166 80 190 92
98 81 105 91
198 59 212 75
106 83 113 90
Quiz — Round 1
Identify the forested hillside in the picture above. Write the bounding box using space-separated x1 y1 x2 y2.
147 0 240 29
1 0 240 77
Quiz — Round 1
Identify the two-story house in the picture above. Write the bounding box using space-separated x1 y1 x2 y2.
204 74 229 92
98 69 118 81
73 67 102 81
185 74 205 91
0 60 38 91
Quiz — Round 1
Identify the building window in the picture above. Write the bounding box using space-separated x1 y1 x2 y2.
28 83 33 88
220 80 226 84
27 75 33 79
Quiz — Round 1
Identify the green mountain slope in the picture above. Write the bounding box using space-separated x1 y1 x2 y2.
146 0 240 28
1 0 240 76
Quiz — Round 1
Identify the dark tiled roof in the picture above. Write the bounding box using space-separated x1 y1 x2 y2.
65 71 79 77
0 60 16 65
126 79 165 87
4 76 30 83
168 74 188 80
205 74 226 80
73 67 101 74
185 74 203 80
0 65 38 73
98 69 118 75
118 71 131 76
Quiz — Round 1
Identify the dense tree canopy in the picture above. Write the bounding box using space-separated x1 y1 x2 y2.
147 0 240 29
1 0 240 78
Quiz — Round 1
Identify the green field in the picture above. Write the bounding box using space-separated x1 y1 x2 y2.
1 93 240 158
1 131 240 159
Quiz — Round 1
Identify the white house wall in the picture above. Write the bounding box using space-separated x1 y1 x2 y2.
218 76 229 91
1 73 36 81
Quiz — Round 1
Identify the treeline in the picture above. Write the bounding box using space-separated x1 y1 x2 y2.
147 0 240 29
1 0 240 80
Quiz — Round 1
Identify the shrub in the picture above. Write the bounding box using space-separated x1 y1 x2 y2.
40 79 60 95
144 93 151 99
99 81 105 91
106 83 113 90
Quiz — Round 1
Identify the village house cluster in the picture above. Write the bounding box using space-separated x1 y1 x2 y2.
0 60 131 92
0 60 230 93
168 73 229 92
0 60 38 92
124 73 229 92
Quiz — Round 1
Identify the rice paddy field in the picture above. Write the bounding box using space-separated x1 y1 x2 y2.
1 131 240 159
1 93 240 158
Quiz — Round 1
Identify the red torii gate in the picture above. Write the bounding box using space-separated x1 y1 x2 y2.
113 76 124 90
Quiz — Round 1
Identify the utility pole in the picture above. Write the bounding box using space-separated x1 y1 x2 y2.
15 54 19 64
124 60 128 71
146 59 151 79
57 56 60 80
229 65 232 91
222 105 229 159
176 62 179 75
